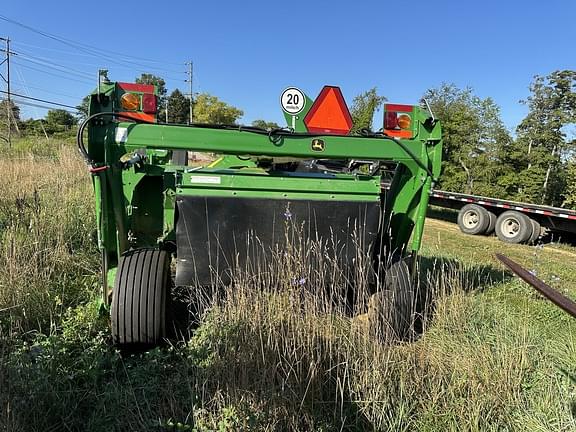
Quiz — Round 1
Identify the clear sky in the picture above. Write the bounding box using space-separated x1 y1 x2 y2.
1 1 575 132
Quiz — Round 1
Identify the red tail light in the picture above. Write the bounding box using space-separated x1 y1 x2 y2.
383 104 415 138
384 111 398 129
116 82 157 123
142 94 157 114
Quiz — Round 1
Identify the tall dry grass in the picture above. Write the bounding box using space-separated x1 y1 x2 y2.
1 140 574 431
0 143 99 332
167 235 575 430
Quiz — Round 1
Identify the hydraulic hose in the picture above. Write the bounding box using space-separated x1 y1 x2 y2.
76 111 152 170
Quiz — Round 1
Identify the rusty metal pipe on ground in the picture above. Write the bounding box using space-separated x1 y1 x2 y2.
495 253 576 319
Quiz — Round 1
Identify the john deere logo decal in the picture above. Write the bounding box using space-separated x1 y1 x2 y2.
311 139 325 152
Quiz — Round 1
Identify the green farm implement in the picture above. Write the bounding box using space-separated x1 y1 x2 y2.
78 82 442 346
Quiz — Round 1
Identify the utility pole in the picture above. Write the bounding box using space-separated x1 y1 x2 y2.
0 37 14 146
185 61 193 124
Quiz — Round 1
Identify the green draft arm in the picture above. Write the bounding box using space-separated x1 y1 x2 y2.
112 122 439 165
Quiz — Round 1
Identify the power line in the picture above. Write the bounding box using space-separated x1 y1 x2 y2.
1 89 79 109
0 15 184 73
12 80 84 101
17 54 93 80
17 51 94 78
9 98 78 114
13 41 102 59
13 65 50 138
12 60 94 85
14 46 185 80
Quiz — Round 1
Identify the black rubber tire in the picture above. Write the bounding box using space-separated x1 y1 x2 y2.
485 210 497 235
495 210 533 244
527 218 542 245
112 249 170 346
457 204 490 235
368 259 415 341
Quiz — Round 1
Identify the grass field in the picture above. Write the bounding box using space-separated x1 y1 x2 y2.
1 140 575 431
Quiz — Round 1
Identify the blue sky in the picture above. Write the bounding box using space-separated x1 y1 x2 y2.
1 1 575 132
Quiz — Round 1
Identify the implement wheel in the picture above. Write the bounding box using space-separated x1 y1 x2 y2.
368 259 415 341
457 204 490 235
495 210 533 244
527 218 542 245
112 249 170 346
485 210 497 235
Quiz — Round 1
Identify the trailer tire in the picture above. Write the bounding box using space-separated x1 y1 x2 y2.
495 211 533 244
368 258 415 341
485 210 497 235
112 248 170 346
527 219 542 245
457 204 490 235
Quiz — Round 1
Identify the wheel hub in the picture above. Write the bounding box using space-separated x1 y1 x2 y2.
501 217 520 238
463 210 480 228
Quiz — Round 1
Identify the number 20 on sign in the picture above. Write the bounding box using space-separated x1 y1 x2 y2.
281 87 306 129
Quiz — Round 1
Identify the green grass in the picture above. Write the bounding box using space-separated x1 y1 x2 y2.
1 138 575 431
418 219 576 430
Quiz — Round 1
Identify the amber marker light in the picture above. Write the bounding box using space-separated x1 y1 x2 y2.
397 113 412 130
120 92 140 111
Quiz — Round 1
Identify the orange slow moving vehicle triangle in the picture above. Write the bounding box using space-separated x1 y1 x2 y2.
303 86 353 135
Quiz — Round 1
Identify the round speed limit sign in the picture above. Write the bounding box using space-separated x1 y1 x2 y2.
280 87 306 115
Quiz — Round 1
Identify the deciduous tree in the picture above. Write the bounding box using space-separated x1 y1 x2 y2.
563 158 576 209
349 88 386 133
76 95 90 121
513 70 576 206
251 119 280 130
422 84 513 196
42 109 76 135
0 99 21 136
193 93 243 125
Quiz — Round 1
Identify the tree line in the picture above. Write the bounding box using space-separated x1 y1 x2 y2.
423 70 576 209
1 70 574 208
350 71 576 209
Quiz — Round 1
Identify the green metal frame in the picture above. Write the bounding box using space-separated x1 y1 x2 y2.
85 82 442 298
